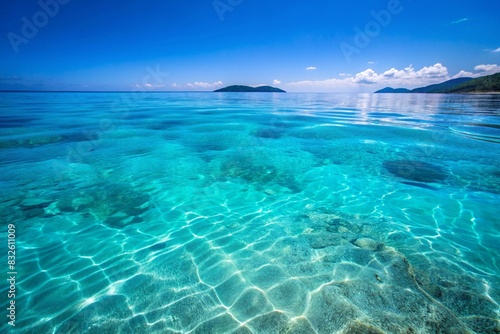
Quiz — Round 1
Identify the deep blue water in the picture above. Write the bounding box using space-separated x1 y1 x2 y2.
1 92 499 333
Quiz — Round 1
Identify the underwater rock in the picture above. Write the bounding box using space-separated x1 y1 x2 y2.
219 155 302 192
280 317 317 334
343 321 385 334
383 160 448 183
263 188 277 195
19 197 54 219
337 226 349 233
221 156 278 184
0 135 63 149
254 128 283 139
21 197 53 208
57 182 150 228
464 316 500 333
353 237 384 251
306 212 343 225
305 231 350 249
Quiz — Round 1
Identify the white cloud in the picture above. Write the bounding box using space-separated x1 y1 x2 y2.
451 18 468 24
354 69 379 84
306 66 317 70
381 67 400 78
288 77 357 92
213 81 224 87
418 63 449 78
183 81 224 89
452 70 475 79
135 82 166 90
352 63 449 85
273 79 281 85
474 64 500 75
288 63 499 92
289 63 450 91
452 65 499 78
368 61 376 64
338 73 351 76
196 81 223 88
492 48 500 53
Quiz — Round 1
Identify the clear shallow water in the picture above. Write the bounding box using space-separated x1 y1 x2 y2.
0 92 499 333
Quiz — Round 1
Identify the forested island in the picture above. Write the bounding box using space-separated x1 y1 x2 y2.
214 85 286 93
375 72 500 94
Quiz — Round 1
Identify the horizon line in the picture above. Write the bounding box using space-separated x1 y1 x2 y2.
0 90 373 94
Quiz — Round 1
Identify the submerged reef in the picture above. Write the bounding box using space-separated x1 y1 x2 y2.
56 182 150 227
219 153 302 193
383 160 448 183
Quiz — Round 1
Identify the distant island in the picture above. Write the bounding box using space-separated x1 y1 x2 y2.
375 72 500 94
375 87 412 93
214 85 286 93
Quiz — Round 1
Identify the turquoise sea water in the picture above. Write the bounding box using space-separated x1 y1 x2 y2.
0 92 499 333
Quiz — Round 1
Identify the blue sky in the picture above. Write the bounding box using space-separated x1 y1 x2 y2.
1 0 499 92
